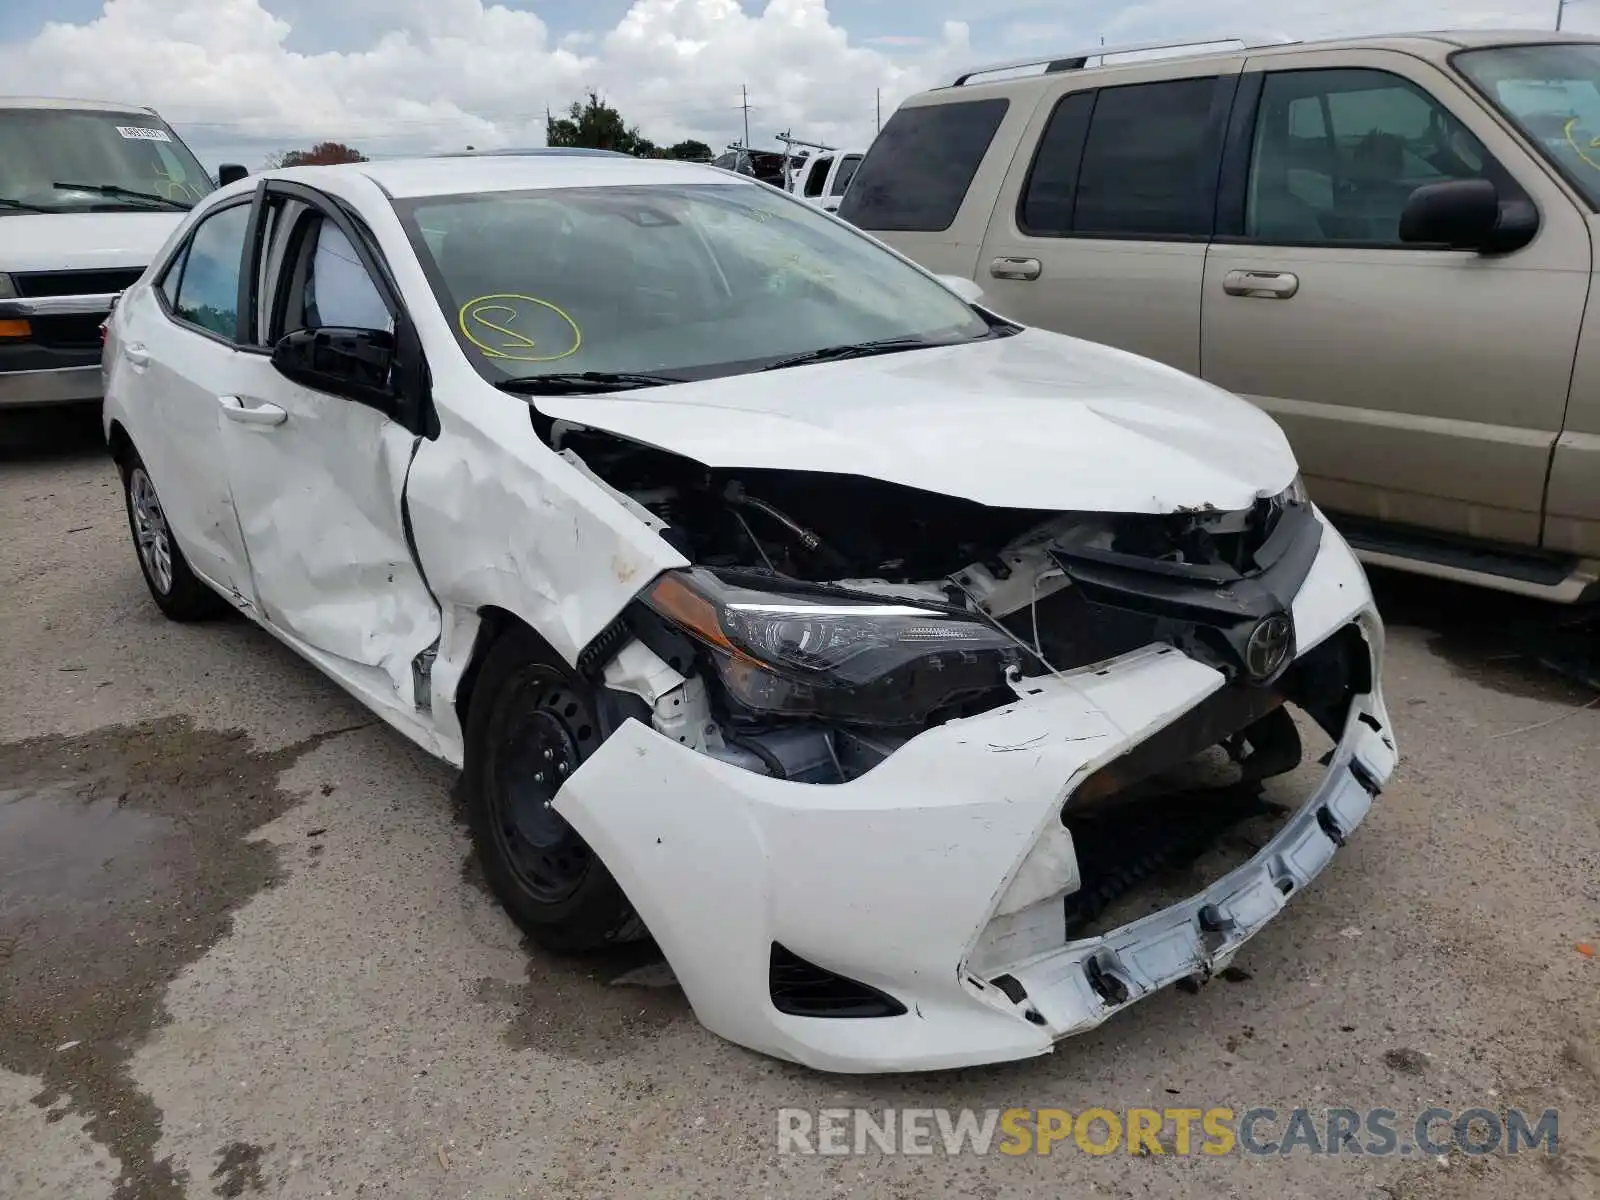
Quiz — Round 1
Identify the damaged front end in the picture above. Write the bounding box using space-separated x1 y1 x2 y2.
543 422 1396 1072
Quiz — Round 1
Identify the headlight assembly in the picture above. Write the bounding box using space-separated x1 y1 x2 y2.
644 569 1022 725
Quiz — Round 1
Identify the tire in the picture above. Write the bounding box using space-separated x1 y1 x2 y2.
119 447 226 621
462 624 644 952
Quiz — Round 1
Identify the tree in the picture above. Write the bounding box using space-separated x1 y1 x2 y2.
546 91 655 156
265 141 368 168
664 139 714 162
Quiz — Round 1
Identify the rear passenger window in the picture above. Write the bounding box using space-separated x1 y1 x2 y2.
1019 91 1096 235
1073 77 1222 237
837 99 1009 232
173 203 250 339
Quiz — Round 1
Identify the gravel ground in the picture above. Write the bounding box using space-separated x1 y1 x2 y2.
1 407 1597 1200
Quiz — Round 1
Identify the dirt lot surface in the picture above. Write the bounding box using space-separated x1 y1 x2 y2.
2 408 1597 1200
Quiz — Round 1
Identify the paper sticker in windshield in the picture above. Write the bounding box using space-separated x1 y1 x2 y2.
459 294 581 363
116 126 173 142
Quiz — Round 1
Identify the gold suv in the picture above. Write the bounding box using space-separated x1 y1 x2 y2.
843 31 1600 601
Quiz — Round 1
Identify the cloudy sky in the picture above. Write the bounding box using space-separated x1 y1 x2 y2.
0 0 1590 168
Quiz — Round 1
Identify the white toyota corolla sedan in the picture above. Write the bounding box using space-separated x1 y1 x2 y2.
102 154 1396 1073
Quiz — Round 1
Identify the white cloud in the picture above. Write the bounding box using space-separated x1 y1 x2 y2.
0 0 971 163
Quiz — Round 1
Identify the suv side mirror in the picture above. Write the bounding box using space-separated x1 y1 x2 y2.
1399 179 1537 253
217 163 249 186
271 327 396 409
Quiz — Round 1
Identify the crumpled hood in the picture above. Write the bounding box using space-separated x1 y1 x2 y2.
530 329 1299 513
0 211 184 274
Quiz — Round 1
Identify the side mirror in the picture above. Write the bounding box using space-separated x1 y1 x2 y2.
217 163 249 186
937 273 985 305
1399 178 1536 253
271 326 395 408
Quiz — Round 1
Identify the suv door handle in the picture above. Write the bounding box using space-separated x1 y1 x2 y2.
218 395 287 427
1222 270 1299 299
990 256 1042 281
123 343 150 368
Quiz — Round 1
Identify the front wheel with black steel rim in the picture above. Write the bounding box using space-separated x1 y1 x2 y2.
120 447 224 621
462 625 643 952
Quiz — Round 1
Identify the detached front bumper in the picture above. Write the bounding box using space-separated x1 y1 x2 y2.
553 518 1397 1073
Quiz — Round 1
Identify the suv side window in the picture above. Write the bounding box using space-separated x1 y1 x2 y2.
1019 91 1096 235
171 203 250 339
837 98 1010 232
1246 68 1495 245
1072 77 1224 237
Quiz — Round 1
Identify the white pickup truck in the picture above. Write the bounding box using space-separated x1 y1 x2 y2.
786 149 866 213
0 97 245 409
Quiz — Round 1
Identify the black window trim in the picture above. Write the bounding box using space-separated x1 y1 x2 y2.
152 195 257 349
1449 43 1600 214
259 178 436 438
1212 64 1541 251
1013 72 1240 244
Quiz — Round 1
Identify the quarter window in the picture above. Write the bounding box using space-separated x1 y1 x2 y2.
836 98 1010 232
1246 68 1496 244
172 203 250 339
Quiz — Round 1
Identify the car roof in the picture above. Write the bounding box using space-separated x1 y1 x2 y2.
269 153 752 199
0 95 158 114
928 29 1600 98
438 147 633 159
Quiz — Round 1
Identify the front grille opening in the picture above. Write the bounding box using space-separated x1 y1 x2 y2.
32 314 107 349
1058 626 1370 941
769 943 907 1018
13 268 144 297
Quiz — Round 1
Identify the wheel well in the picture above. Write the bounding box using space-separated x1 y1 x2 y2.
106 420 133 469
454 606 575 731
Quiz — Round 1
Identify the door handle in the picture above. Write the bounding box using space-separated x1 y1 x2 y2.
123 343 150 369
218 395 287 427
1222 270 1299 299
989 256 1042 281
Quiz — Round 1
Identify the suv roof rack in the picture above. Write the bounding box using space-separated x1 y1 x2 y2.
946 34 1298 87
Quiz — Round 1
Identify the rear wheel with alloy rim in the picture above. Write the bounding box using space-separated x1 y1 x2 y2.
463 625 642 950
119 448 225 621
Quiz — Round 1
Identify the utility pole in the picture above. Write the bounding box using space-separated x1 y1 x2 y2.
1559 0 1566 28
876 88 881 133
740 84 751 151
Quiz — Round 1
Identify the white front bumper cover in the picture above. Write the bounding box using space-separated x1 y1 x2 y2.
552 519 1396 1073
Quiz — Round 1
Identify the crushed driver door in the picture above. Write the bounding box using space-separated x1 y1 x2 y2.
217 181 442 730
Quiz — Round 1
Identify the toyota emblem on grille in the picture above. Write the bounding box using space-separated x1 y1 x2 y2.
1245 614 1293 681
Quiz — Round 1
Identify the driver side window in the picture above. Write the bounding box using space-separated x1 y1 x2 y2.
1247 68 1496 245
273 212 392 340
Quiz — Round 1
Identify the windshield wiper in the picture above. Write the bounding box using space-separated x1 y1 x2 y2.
494 371 687 395
52 182 192 211
759 336 945 372
0 196 51 213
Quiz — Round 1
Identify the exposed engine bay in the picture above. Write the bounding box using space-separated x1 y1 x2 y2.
550 421 1356 823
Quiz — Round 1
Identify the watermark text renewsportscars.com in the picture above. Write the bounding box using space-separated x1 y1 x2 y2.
776 1106 1560 1157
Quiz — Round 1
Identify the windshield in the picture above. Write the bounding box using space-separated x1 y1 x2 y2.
1456 42 1600 208
0 109 213 214
398 182 991 383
